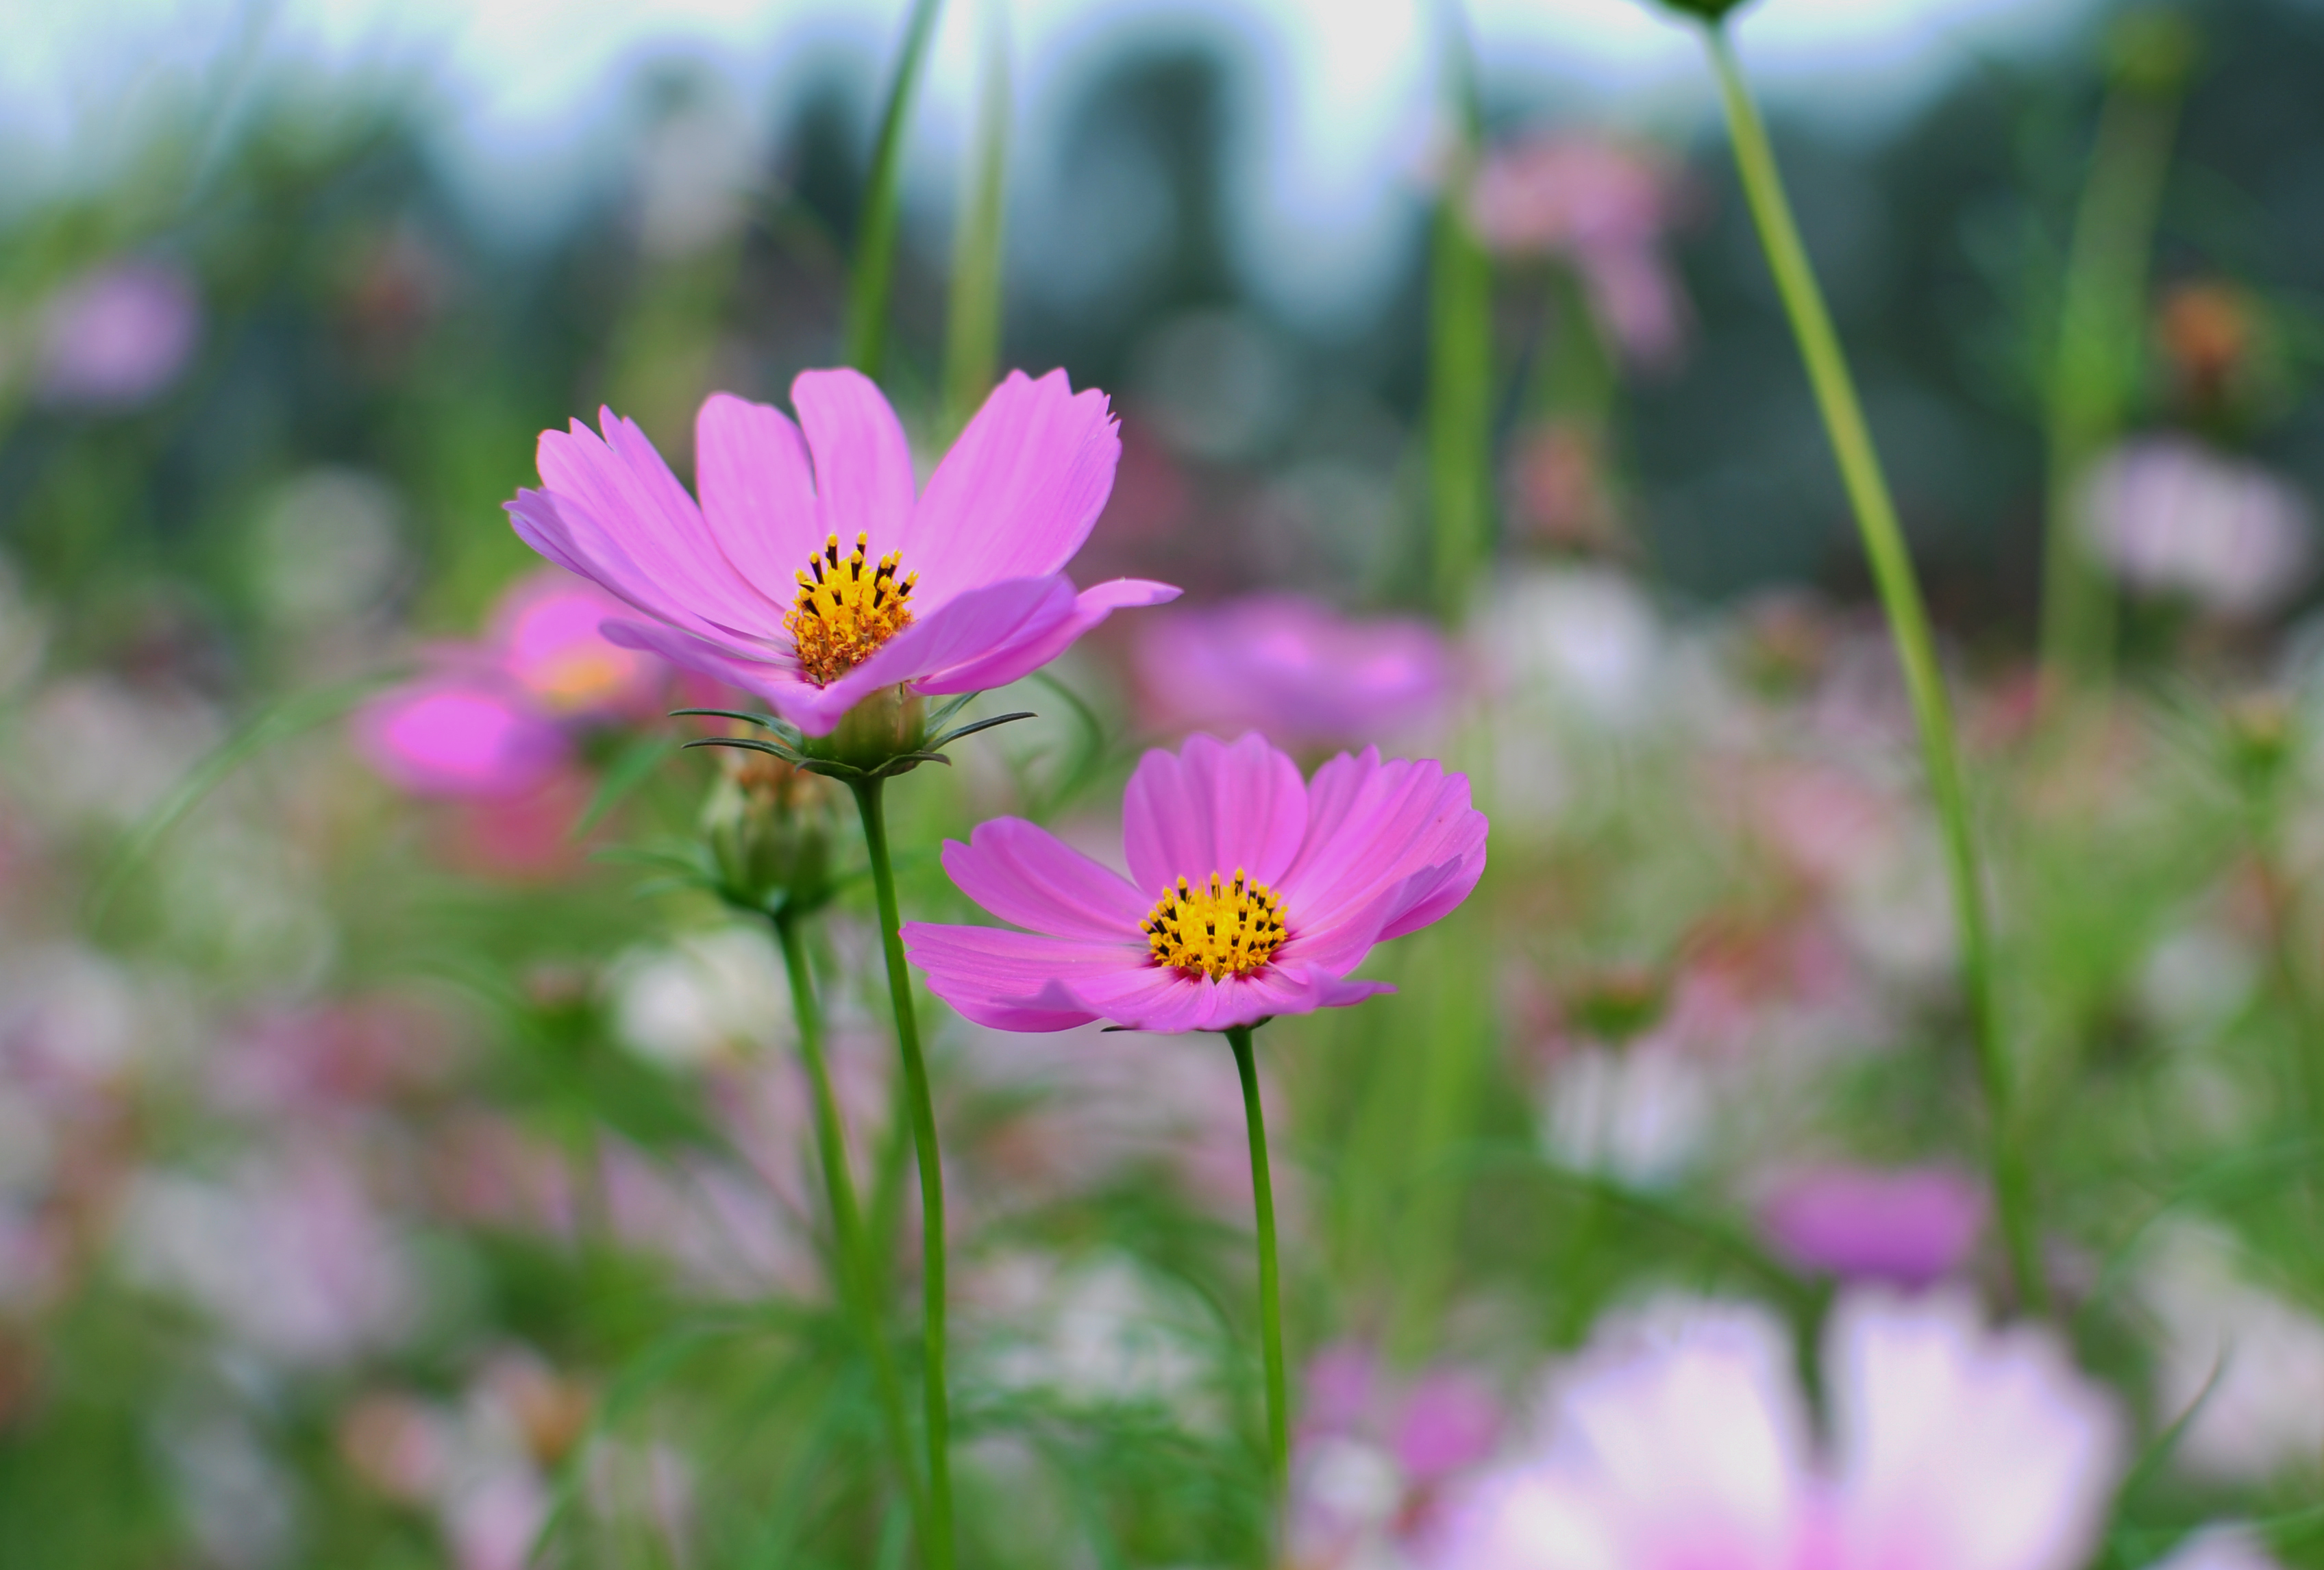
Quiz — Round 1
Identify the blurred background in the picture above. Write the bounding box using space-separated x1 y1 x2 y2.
5 0 2324 1565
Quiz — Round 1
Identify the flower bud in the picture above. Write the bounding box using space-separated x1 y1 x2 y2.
701 747 837 912
808 684 928 773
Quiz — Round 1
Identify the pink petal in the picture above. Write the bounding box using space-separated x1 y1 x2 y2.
1123 733 1309 895
917 576 1179 696
695 392 821 598
1279 750 1488 941
536 410 786 640
1047 964 1212 1034
600 617 801 697
902 923 1141 1031
791 369 917 569
941 819 1150 942
904 369 1123 593
841 573 1080 701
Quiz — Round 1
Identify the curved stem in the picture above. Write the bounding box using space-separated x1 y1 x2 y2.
1705 28 2046 1313
1226 1024 1289 1500
845 0 946 377
773 909 928 1542
847 776 955 1570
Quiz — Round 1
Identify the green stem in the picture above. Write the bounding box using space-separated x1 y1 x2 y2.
1226 1024 1289 1501
773 909 928 1542
1705 28 2047 1314
846 775 955 1570
1425 0 1493 624
2041 63 2183 688
845 0 946 377
940 0 1011 439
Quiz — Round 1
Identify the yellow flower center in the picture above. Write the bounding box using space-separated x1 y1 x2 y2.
1144 868 1287 980
784 532 918 687
529 647 636 712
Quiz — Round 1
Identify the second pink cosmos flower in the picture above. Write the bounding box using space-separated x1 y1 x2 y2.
904 732 1489 1034
507 367 1178 736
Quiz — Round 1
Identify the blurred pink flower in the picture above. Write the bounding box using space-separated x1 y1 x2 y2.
1755 1162 1986 1287
36 259 201 408
1469 135 1690 369
906 732 1488 1034
1133 594 1457 747
1291 1344 1503 1570
487 570 662 717
119 1144 419 1367
353 569 670 800
506 369 1177 736
353 673 571 798
2080 436 2315 618
1426 1291 2122 1570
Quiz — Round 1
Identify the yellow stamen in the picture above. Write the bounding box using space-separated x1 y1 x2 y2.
1144 867 1287 980
784 531 918 687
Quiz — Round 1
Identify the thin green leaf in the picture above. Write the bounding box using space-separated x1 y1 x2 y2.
926 711 1036 749
844 0 946 376
941 1 1010 438
571 732 673 838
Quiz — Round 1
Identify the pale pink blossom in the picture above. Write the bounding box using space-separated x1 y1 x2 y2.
1426 1291 2123 1570
2080 436 2315 618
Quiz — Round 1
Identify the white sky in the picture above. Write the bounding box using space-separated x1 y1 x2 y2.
0 0 2099 321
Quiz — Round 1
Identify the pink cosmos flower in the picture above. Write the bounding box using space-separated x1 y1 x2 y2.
903 732 1487 1034
1425 1291 2123 1570
1755 1162 1986 1288
1132 593 1457 747
37 259 202 409
506 368 1178 736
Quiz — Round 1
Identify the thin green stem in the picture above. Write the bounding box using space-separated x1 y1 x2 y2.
940 0 1011 439
2041 65 2182 688
1425 0 1492 624
773 910 928 1542
1226 1024 1289 1501
1705 28 2047 1314
846 776 955 1570
845 0 946 377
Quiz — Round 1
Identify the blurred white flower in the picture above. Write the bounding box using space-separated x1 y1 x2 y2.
970 1251 1214 1419
251 467 405 629
2142 1223 2324 1484
608 926 791 1067
2136 924 2260 1046
2152 1526 2286 1570
119 1145 419 1367
2081 437 2316 619
1538 1043 1712 1187
9 675 220 828
634 90 757 258
1475 567 1666 730
0 941 144 1086
162 1412 297 1569
1426 1291 2122 1570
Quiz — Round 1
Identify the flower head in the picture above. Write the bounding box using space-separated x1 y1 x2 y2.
904 732 1487 1034
1426 1291 2122 1570
506 368 1178 736
1132 593 1457 747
